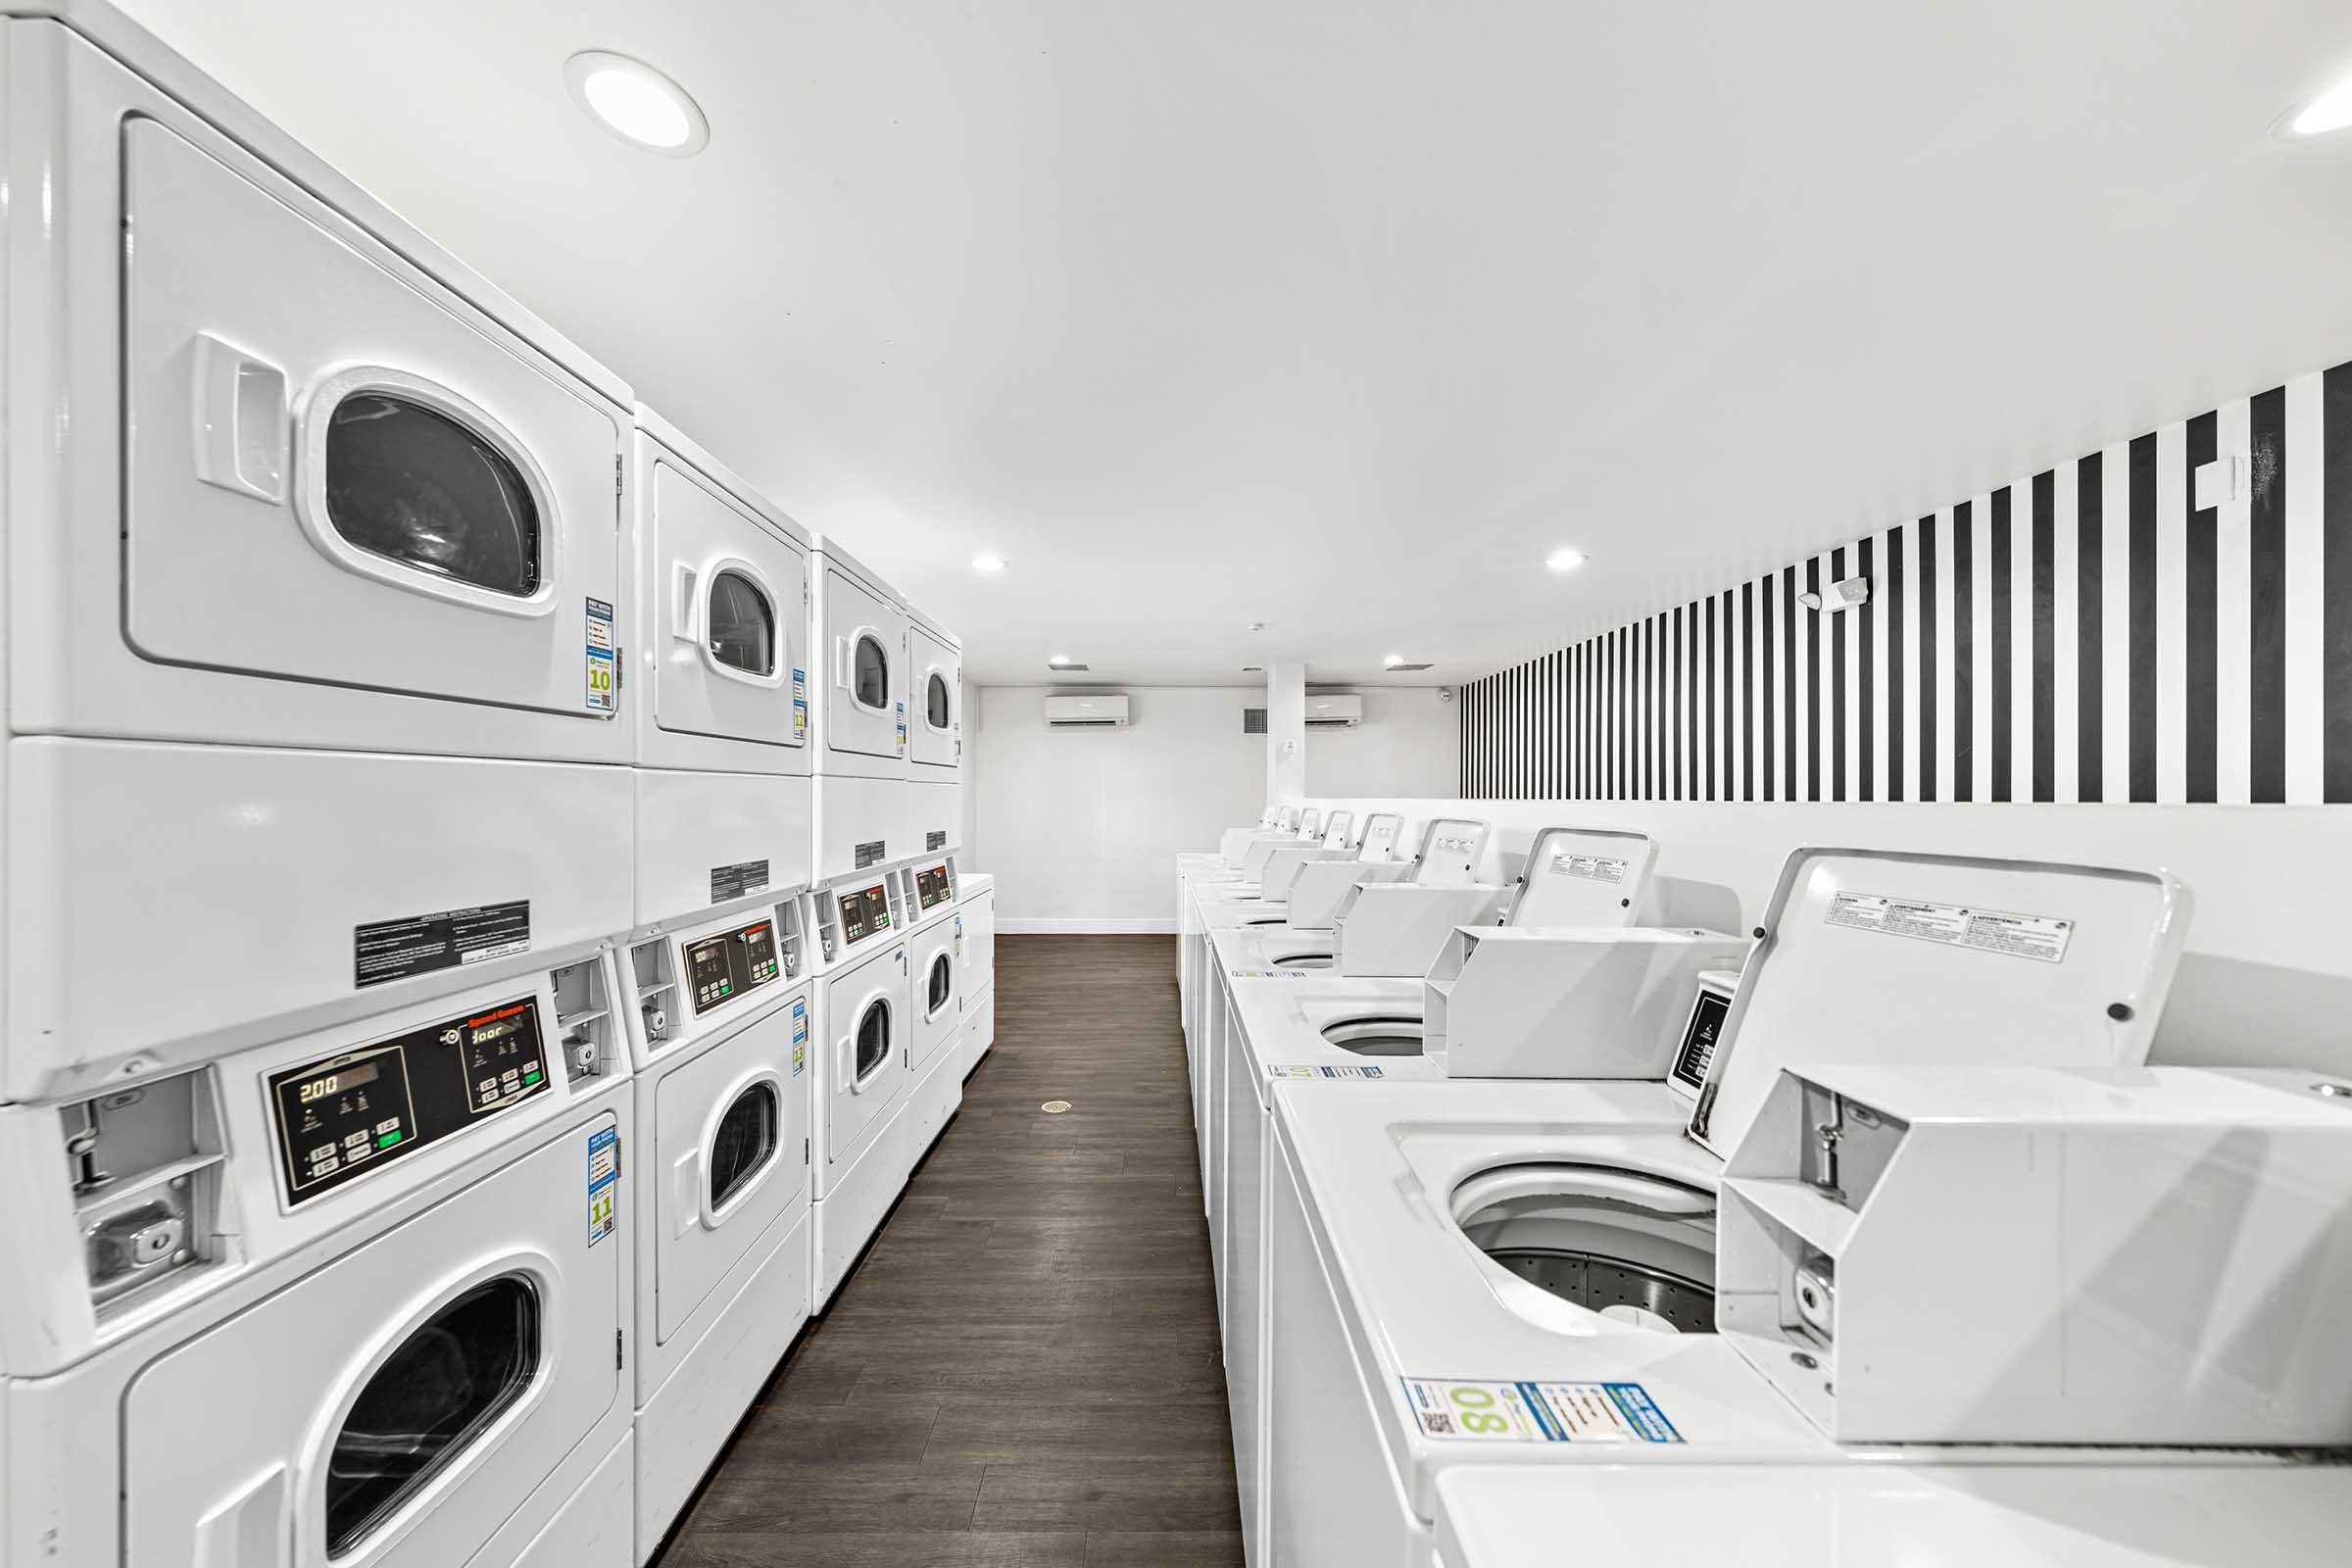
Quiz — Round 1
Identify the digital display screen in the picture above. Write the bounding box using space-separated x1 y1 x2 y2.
296 1059 381 1102
914 863 955 909
687 920 784 1015
840 884 892 944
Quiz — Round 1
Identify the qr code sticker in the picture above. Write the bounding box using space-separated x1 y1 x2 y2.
1419 1411 1455 1436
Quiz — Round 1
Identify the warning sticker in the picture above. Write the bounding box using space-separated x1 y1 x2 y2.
586 1125 619 1247
1549 852 1629 884
791 998 808 1077
1398 1378 1682 1445
710 858 771 903
585 598 617 712
355 901 531 989
1268 1063 1386 1079
792 667 808 739
928 830 949 853
1826 892 2073 964
855 840 888 870
896 700 907 755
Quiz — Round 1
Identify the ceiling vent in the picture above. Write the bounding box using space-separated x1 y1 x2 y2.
1242 707 1267 734
1045 694 1129 727
1384 661 1435 672
1047 662 1092 672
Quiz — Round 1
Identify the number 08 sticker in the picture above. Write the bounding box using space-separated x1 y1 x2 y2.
1398 1378 1682 1444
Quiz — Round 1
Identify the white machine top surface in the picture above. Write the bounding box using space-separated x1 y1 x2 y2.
1695 848 2189 1159
1432 1463 2346 1567
1267 1080 1838 1514
956 872 995 902
1504 827 1655 928
1195 889 1294 929
1209 923 1337 974
1227 976 1442 1083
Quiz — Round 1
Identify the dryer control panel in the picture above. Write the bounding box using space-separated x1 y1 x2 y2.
269 998 551 1205
911 861 956 911
684 918 783 1015
839 882 893 944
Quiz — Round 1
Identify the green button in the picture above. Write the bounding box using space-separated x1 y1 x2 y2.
523 1068 542 1084
377 1130 403 1149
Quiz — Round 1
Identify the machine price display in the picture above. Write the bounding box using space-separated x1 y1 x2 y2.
684 920 783 1015
840 884 892 944
1398 1379 1682 1445
914 863 955 909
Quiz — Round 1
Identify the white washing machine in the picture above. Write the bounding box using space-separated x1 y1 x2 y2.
956 873 998 1076
0 947 637 1568
810 542 910 883
906 609 964 861
0 8 637 1103
808 872 915 1308
1256 849 2210 1566
4 6 631 764
628 408 813 931
1430 1464 2352 1568
617 895 815 1562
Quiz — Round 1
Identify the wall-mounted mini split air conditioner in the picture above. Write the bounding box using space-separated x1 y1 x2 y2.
1045 694 1131 727
1304 694 1363 727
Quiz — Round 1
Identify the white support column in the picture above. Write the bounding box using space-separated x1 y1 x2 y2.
1266 663 1306 806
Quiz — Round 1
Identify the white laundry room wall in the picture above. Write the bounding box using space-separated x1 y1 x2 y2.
971 685 1457 931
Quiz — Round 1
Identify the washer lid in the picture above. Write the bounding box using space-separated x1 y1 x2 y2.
1406 818 1490 886
1503 827 1657 928
1688 848 2190 1160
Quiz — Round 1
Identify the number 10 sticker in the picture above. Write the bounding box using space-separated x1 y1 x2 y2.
1398 1378 1681 1444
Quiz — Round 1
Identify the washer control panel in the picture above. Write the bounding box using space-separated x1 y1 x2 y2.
269 998 551 1205
912 861 956 911
684 918 783 1015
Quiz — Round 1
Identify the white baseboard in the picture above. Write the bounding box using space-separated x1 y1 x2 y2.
999 917 1178 935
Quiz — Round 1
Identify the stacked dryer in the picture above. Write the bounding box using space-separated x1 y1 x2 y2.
616 412 819 1558
0 6 638 1565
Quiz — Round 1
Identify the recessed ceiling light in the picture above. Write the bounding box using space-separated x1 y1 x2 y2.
1049 654 1073 666
565 51 710 156
970 554 1006 573
1545 548 1589 573
2279 75 2352 139
1383 654 1406 667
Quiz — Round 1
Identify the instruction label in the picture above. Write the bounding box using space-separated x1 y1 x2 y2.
1268 1063 1385 1079
1827 892 2073 963
355 901 531 989
584 598 616 712
586 1126 619 1247
791 998 808 1076
710 858 771 903
928 831 949 852
1398 1378 1682 1444
856 839 888 870
793 667 808 739
1549 851 1629 884
1232 969 1315 979
896 700 907 755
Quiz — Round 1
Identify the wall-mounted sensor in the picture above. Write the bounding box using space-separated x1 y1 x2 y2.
1799 576 1871 613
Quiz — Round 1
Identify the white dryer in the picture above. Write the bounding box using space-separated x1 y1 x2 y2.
810 542 910 883
956 873 998 1076
0 9 636 1103
0 948 637 1568
903 882 967 1170
808 873 915 1307
629 409 813 930
905 609 964 860
616 894 814 1562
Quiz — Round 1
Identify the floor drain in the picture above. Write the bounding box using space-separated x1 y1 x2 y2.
1041 1100 1072 1114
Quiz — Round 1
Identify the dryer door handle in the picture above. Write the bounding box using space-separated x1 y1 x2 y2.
192 332 288 504
672 1149 703 1237
672 563 702 643
192 1464 289 1568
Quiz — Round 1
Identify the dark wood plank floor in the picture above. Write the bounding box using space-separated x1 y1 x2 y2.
656 933 1242 1568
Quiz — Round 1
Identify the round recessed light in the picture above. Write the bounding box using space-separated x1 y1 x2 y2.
565 51 709 156
1545 548 1589 573
970 554 1006 573
1049 654 1072 666
2278 76 2352 140
1383 654 1406 668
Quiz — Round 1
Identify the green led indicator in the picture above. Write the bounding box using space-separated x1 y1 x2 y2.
377 1130 403 1149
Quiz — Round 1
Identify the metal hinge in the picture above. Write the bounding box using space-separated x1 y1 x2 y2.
805 1138 811 1164
614 1329 625 1370
614 453 623 500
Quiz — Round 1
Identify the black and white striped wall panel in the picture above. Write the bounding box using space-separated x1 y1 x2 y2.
1460 361 2352 805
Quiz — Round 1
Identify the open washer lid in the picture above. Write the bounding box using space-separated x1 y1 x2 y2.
1686 847 2191 1160
1502 826 1657 928
1405 818 1490 886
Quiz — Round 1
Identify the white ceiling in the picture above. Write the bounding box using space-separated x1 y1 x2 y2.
119 0 2352 687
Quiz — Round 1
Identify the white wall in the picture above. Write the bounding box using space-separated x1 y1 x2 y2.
971 685 1455 930
1285 794 2352 1078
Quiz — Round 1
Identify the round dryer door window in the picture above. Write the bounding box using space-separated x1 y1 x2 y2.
854 634 890 710
927 953 954 1014
926 671 951 729
710 1081 781 1210
706 569 777 676
323 392 541 598
855 999 892 1081
326 1274 541 1556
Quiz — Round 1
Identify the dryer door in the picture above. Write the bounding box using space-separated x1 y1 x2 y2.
958 892 996 1013
648 449 809 753
826 948 909 1169
653 997 813 1346
908 622 960 773
122 119 624 726
822 564 908 765
122 1113 624 1567
911 927 959 1073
